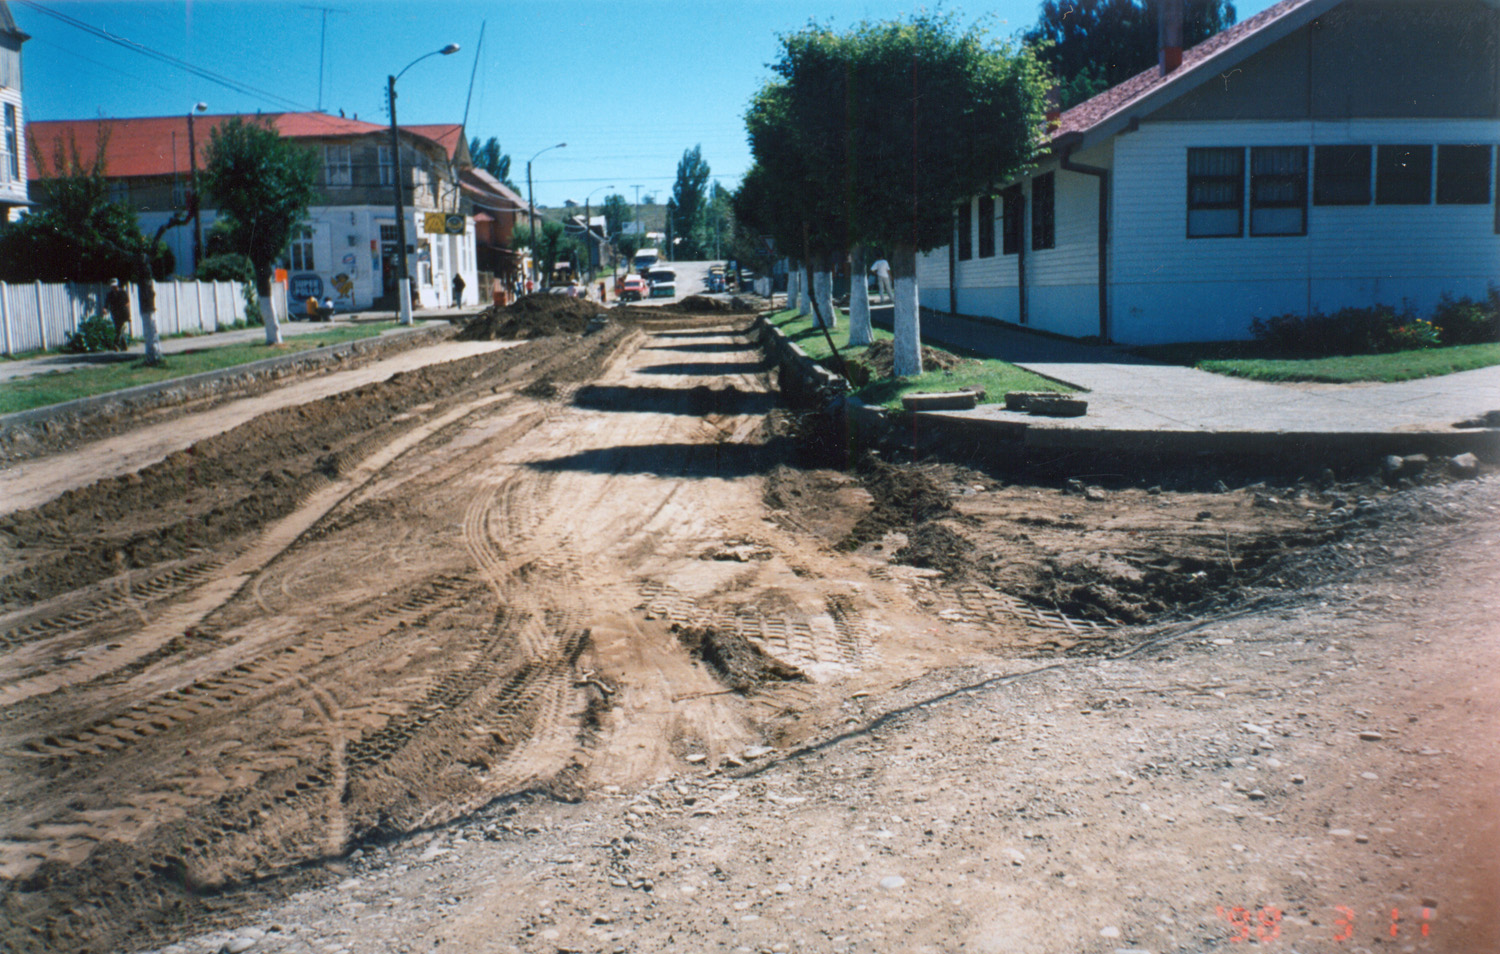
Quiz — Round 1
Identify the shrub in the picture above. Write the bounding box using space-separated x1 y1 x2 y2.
1431 290 1500 345
62 313 121 353
1253 302 1446 355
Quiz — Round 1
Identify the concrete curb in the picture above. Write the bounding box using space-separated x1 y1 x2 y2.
0 323 455 460
753 314 1500 465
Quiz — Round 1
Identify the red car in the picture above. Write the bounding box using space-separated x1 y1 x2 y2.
618 275 650 302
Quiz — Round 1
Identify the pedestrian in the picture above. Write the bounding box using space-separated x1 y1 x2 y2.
104 277 132 350
870 257 893 303
305 295 320 321
451 272 466 307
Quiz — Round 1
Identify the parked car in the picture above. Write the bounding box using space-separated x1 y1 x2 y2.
619 275 649 302
646 267 677 299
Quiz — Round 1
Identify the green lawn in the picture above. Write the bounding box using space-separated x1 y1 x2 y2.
769 309 1069 410
0 323 400 415
1134 340 1500 383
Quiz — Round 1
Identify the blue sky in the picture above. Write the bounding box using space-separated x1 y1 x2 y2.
16 0 1277 207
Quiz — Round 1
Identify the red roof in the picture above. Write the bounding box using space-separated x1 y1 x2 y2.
1053 0 1322 142
403 124 465 159
26 112 454 180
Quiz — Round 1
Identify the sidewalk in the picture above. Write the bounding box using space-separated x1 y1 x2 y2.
0 306 480 384
871 305 1500 457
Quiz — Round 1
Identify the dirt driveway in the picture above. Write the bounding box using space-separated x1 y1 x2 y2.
0 314 1494 954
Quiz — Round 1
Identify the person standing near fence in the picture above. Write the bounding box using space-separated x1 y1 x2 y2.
451 273 465 308
105 278 131 350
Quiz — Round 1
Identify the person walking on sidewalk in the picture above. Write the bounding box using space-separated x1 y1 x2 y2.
870 257 893 303
105 278 132 350
451 272 466 307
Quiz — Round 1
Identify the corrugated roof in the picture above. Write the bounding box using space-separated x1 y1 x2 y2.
461 167 528 210
26 112 455 180
1053 0 1323 142
404 123 464 159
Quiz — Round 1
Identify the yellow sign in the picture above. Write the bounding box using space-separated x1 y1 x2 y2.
424 213 468 235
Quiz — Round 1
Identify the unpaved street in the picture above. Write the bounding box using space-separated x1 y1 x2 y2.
0 311 1496 954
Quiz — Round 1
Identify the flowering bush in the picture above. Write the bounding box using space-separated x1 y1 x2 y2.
1253 293 1496 355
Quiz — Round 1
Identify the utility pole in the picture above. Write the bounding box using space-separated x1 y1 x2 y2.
187 102 207 271
632 184 642 246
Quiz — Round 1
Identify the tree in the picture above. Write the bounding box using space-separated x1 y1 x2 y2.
745 16 1048 372
201 117 319 345
468 136 514 188
600 193 631 239
1026 0 1237 107
0 128 168 284
670 145 711 260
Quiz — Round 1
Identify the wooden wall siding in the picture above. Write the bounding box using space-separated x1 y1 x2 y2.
0 85 24 206
1108 118 1500 343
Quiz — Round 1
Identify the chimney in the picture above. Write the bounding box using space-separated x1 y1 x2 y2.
1159 0 1184 74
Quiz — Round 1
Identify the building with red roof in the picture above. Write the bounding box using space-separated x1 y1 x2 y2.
919 0 1500 344
25 112 478 311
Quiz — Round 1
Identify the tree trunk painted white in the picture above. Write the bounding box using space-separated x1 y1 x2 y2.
891 246 921 377
142 308 161 363
814 269 835 329
797 264 811 316
260 292 283 345
848 245 871 346
787 267 799 313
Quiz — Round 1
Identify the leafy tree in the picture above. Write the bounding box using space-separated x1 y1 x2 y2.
745 16 1049 372
201 117 319 344
1026 0 1237 107
670 145 711 260
468 136 514 188
0 128 167 283
600 193 631 238
533 220 582 286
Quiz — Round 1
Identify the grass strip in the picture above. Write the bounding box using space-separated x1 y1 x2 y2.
769 309 1068 410
0 323 403 415
1134 340 1500 383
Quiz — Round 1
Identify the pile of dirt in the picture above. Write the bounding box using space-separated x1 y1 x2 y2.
854 339 962 379
838 454 954 552
667 295 756 315
675 623 805 691
457 294 606 341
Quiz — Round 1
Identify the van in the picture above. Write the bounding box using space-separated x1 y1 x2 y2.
646 267 677 299
633 248 660 273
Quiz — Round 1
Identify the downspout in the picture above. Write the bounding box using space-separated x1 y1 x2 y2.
1060 145 1110 342
948 209 958 314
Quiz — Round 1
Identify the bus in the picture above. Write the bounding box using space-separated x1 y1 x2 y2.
632 248 660 273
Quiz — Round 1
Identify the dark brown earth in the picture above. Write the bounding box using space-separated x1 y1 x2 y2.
457 294 610 341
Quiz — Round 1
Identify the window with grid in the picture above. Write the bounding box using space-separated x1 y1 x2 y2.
956 201 973 260
1250 147 1307 236
1313 145 1371 206
325 144 352 187
290 227 316 270
378 145 394 186
1031 173 1055 250
379 223 398 244
1001 185 1022 255
3 105 14 182
1187 147 1244 237
978 195 996 258
1376 145 1432 205
1436 145 1492 205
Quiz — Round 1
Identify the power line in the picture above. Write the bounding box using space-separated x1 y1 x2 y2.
18 0 319 113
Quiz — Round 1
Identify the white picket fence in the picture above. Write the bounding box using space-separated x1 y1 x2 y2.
0 280 250 356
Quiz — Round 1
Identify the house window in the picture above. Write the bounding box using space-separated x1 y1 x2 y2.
1436 145 1492 205
290 227 316 270
1250 147 1307 236
1376 145 1432 205
977 195 996 258
3 104 15 182
956 201 973 260
378 145 394 186
325 144 352 187
1187 147 1244 237
379 223 398 243
1031 172 1055 250
1313 145 1371 206
108 181 129 205
1001 185 1023 255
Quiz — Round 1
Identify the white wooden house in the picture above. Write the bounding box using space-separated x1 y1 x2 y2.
919 0 1500 344
0 1 28 220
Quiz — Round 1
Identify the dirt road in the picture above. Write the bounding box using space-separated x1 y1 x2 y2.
1 313 1495 954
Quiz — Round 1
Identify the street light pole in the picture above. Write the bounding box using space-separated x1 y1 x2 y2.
526 142 566 291
583 183 614 282
187 102 207 271
388 43 460 326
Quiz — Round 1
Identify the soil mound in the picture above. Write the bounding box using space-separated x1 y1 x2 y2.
675 623 805 691
838 455 953 551
668 295 756 315
858 340 961 378
458 294 606 341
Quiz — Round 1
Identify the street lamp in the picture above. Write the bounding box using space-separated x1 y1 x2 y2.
526 142 566 290
388 42 460 325
187 102 207 270
583 184 614 280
